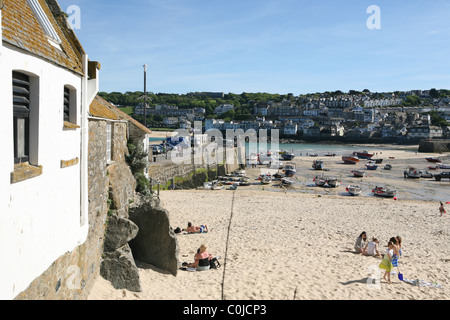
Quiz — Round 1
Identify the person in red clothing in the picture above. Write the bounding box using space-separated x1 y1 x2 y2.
186 244 213 271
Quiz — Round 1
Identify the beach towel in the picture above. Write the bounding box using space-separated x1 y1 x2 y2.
402 278 443 289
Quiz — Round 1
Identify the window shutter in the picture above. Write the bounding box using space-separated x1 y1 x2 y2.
12 71 30 164
64 86 70 122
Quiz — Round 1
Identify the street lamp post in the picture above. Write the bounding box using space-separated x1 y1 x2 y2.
143 64 148 128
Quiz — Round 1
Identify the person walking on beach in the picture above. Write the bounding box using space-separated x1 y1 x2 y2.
379 241 395 284
354 231 368 254
439 202 446 217
389 237 400 272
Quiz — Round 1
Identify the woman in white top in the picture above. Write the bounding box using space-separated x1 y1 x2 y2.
364 237 381 257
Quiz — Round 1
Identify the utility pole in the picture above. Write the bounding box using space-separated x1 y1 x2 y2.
143 64 148 128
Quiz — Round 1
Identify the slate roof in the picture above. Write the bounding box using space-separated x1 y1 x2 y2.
90 95 152 135
2 0 85 75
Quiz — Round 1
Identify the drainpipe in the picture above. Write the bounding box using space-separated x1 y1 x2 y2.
79 53 90 244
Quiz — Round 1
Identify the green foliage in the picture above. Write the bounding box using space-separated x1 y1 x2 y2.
126 141 150 194
429 111 449 127
402 95 422 107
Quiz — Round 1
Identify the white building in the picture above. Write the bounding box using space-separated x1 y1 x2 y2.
0 0 99 299
214 104 234 115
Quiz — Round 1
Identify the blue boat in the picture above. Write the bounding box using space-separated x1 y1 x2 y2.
365 163 378 170
281 152 295 161
283 162 297 177
312 160 324 170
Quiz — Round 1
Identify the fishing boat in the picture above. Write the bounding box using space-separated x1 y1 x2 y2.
258 153 272 165
326 177 341 188
259 174 272 185
426 157 441 163
365 163 378 170
309 153 319 157
273 172 285 180
203 181 224 190
438 163 450 169
373 159 384 164
418 170 433 178
313 175 327 187
283 162 297 177
353 150 375 159
342 155 360 164
324 152 336 157
352 170 365 178
404 167 421 179
312 160 324 170
346 185 362 196
384 164 392 171
281 151 295 161
428 165 439 170
281 177 295 186
372 186 397 198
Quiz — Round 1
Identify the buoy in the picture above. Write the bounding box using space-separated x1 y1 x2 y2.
394 197 398 200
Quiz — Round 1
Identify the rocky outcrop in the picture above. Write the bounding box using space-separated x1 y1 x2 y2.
100 244 142 292
129 196 179 276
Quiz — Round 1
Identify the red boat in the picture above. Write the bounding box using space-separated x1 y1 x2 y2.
426 157 441 163
353 151 374 159
428 166 439 170
342 155 360 164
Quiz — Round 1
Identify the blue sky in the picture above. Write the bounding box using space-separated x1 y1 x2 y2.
57 0 450 95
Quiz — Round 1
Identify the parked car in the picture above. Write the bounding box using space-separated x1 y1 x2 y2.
434 172 450 181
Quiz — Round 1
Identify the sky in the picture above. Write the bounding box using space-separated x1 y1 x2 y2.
57 0 450 95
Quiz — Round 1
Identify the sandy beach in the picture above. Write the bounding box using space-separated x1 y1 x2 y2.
88 148 450 300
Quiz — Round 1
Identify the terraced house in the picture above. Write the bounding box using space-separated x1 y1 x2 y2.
0 0 100 299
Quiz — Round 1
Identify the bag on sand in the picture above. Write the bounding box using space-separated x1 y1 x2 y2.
209 257 221 269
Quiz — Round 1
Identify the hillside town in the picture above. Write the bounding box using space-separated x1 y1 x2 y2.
131 90 450 144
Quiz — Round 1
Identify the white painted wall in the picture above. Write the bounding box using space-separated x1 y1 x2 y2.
0 44 87 300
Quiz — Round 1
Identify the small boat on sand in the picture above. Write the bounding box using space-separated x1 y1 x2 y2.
384 164 392 170
203 181 224 190
281 151 295 161
404 167 421 179
352 170 365 178
326 177 341 188
365 163 378 170
372 186 397 198
354 150 374 159
324 152 336 157
283 162 297 177
313 175 327 187
259 174 272 185
312 160 324 171
342 155 360 164
438 163 450 169
426 157 441 163
346 185 362 196
281 177 295 186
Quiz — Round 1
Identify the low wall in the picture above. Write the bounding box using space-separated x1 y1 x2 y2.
418 140 450 153
148 147 245 190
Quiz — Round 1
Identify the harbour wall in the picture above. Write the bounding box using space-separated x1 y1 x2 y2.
418 140 450 153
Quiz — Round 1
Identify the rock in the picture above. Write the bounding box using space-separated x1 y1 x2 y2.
103 214 139 253
100 244 142 292
128 196 179 276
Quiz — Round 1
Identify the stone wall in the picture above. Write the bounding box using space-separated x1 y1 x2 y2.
148 147 245 190
418 140 450 153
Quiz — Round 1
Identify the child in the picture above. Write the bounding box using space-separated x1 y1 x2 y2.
379 241 395 284
396 236 403 258
364 237 381 257
389 237 400 271
439 202 446 217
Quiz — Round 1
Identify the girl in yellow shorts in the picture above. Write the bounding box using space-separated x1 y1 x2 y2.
379 241 394 284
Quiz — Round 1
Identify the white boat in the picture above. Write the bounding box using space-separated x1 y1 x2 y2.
203 181 224 190
248 153 258 166
438 163 450 169
326 177 341 188
346 185 362 196
283 162 297 177
372 186 397 198
313 175 327 187
404 167 421 179
281 177 295 186
259 174 272 185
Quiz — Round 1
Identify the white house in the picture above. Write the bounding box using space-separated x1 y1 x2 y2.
0 0 99 299
215 104 234 115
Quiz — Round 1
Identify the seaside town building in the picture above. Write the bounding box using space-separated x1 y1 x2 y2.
0 0 100 299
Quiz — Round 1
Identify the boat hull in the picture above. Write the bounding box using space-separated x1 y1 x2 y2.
342 156 360 164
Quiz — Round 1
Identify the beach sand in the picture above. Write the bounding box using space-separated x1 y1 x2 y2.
88 149 450 300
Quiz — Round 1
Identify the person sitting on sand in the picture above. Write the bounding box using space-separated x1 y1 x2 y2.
363 237 381 257
186 244 214 271
354 231 368 254
186 222 208 234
